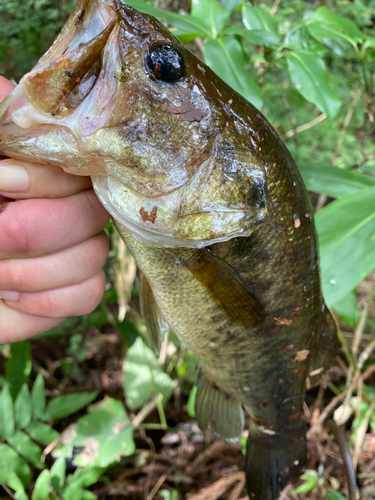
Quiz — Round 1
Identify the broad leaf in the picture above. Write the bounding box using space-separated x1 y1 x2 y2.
26 421 59 446
309 6 364 41
316 187 375 305
31 374 46 420
191 0 230 38
299 164 375 198
14 383 32 430
65 467 104 489
0 384 15 439
123 337 173 409
326 492 347 500
8 430 44 468
307 24 357 57
204 37 262 109
332 291 357 328
0 470 28 500
122 0 208 37
242 5 280 46
286 51 341 119
5 341 31 400
53 398 135 467
46 391 98 419
50 457 66 492
0 443 31 486
284 25 326 53
222 25 277 46
222 0 242 12
32 469 52 500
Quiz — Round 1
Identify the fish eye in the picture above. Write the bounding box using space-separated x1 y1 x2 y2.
146 42 185 82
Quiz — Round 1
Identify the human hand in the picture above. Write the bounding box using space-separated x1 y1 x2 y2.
0 76 110 343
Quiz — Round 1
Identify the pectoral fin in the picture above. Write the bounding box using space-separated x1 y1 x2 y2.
185 248 265 327
138 272 167 356
195 372 244 441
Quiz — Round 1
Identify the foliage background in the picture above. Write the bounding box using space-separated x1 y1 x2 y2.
1 0 375 499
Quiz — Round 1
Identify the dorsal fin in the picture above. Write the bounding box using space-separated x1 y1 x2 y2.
195 372 244 441
184 248 265 327
138 271 167 355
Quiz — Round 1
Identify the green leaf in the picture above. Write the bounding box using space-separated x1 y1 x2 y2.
14 384 32 430
285 51 341 119
65 467 104 489
307 24 357 57
32 469 52 500
31 374 46 420
326 492 347 500
0 384 15 439
0 443 31 486
241 5 280 46
0 470 28 500
46 391 98 419
294 470 318 494
309 6 364 42
122 0 208 37
123 337 173 409
25 421 60 446
222 25 275 46
316 186 375 306
50 457 66 492
298 164 375 198
7 430 44 469
187 386 197 418
191 0 230 38
221 0 242 12
204 37 262 109
284 25 326 53
5 341 31 400
53 398 135 467
332 291 357 328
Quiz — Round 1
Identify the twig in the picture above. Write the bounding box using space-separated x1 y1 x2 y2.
146 471 170 500
280 114 327 140
270 0 281 16
2 485 16 499
353 401 375 470
335 88 362 156
325 420 359 500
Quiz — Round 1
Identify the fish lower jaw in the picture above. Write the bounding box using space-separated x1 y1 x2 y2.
93 176 246 248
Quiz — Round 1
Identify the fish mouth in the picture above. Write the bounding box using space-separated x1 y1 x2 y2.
0 0 119 166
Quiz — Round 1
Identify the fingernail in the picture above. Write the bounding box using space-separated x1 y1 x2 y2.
0 290 20 301
0 162 29 192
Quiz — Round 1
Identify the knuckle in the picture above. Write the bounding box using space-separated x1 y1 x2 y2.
80 271 106 314
2 212 34 254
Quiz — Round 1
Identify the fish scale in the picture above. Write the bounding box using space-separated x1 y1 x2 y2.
0 0 339 497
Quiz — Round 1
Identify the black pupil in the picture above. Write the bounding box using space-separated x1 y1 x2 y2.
147 44 184 82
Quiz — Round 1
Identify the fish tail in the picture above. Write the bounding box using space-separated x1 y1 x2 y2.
245 421 306 500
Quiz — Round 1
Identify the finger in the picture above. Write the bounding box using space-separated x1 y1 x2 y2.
0 232 109 293
0 302 65 344
0 158 92 199
0 76 15 102
0 189 110 259
4 270 106 318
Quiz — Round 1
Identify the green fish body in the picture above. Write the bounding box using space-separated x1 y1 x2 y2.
0 1 338 497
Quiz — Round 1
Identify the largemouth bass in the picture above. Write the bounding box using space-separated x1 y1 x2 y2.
0 1 339 497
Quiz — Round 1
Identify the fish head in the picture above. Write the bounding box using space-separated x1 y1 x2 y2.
0 0 268 248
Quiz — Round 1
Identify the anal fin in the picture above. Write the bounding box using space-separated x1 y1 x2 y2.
184 248 265 328
138 271 167 356
195 372 244 442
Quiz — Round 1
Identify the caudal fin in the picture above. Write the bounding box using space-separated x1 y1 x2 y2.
245 422 306 500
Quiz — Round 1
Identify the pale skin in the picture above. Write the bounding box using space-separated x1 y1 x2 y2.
0 76 110 343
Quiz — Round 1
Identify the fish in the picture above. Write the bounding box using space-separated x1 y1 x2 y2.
0 0 339 498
